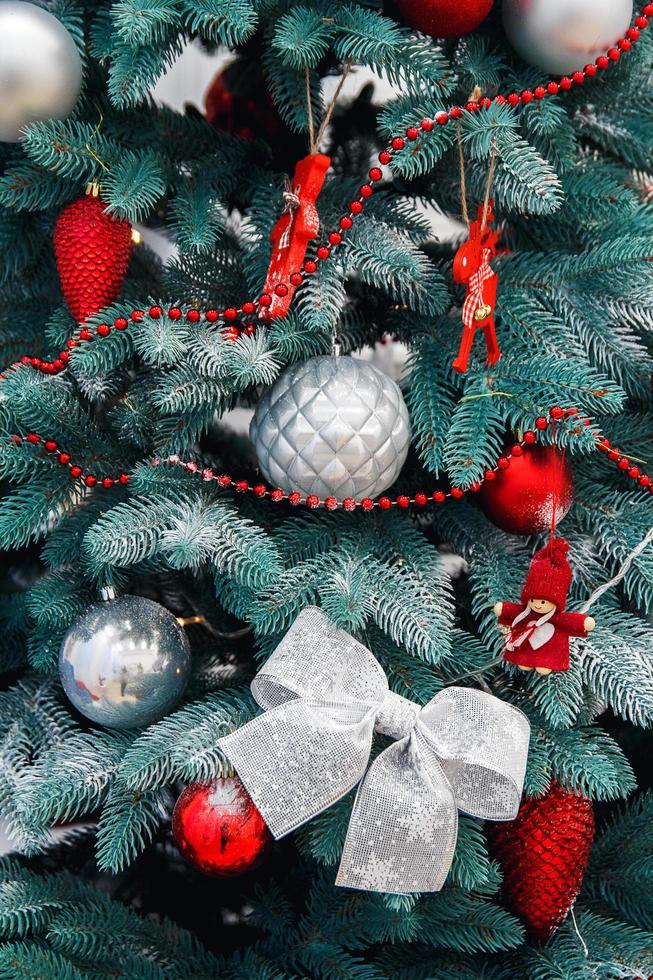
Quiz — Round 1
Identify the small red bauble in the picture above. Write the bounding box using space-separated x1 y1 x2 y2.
480 445 573 535
487 783 594 944
173 776 271 877
397 0 494 38
54 193 133 323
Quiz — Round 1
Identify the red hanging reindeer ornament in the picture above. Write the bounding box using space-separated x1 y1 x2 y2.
261 152 331 320
494 538 596 675
452 201 501 373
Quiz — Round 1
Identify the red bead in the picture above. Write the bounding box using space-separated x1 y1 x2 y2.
378 497 392 511
550 406 565 420
451 487 464 499
329 232 342 246
597 439 610 452
222 326 239 341
343 497 356 511
535 417 548 430
507 93 520 107
484 469 496 481
596 55 610 69
627 27 640 40
534 86 546 99
421 117 434 131
497 456 510 470
450 106 463 119
168 308 182 321
242 301 256 315
274 284 288 297
217 475 231 487
70 466 83 478
628 466 640 479
66 338 78 348
435 111 449 125
270 489 284 502
433 491 446 504
608 48 621 61
494 95 507 104
288 491 302 505
30 357 42 368
224 307 238 320
42 362 56 374
102 477 114 489
10 435 21 445
306 494 320 509
391 136 405 150
523 431 536 444
584 63 597 76
547 81 559 95
316 246 330 260
645 3 653 15
378 150 392 165
572 71 585 85
304 260 317 274
479 97 492 109
150 305 162 318
186 309 200 323
324 496 338 510
511 444 523 457
114 317 128 331
58 452 71 465
20 356 30 365
173 777 271 876
79 328 93 341
470 482 481 493
44 440 58 452
244 324 255 336
27 433 40 444
339 216 353 230
607 449 620 461
361 497 374 511
235 480 249 492
97 323 111 337
360 184 374 198
635 16 648 29
119 473 129 485
397 495 410 509
405 127 419 142
618 458 630 470
560 76 573 90
414 492 428 507
205 310 219 323
131 309 144 322
85 475 97 487
290 272 303 286
618 38 631 51
253 484 267 497
350 201 363 214
521 89 534 103
639 475 651 487
465 101 478 112
59 351 70 364
258 293 272 307
369 167 383 182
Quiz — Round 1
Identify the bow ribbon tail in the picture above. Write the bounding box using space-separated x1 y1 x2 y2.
336 734 458 894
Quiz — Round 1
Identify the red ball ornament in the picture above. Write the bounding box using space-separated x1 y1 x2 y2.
172 776 271 876
54 192 133 323
480 445 573 535
487 784 595 944
397 0 494 38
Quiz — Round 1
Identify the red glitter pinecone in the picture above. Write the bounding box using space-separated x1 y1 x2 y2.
487 783 595 944
54 192 133 322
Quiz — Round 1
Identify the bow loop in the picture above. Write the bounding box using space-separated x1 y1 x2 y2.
218 608 530 894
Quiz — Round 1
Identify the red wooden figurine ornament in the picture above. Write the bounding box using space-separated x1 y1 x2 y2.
452 200 501 373
261 152 331 319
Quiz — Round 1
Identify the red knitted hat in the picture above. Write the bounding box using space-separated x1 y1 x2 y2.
520 538 572 610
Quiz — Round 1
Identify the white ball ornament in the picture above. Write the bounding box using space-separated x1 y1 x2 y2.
502 0 633 75
59 595 191 729
0 1 83 143
251 355 411 500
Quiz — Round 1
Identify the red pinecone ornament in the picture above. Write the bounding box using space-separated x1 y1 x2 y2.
487 783 595 944
173 776 272 876
54 193 133 322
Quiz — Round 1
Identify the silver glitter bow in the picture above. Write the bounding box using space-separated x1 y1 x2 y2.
218 607 530 894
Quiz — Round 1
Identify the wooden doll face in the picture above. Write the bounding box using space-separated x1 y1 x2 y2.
528 598 556 615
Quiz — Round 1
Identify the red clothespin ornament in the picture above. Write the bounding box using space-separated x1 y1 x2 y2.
452 201 501 374
261 153 331 320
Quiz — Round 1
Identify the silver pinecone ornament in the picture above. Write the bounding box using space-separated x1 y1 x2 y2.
251 355 411 500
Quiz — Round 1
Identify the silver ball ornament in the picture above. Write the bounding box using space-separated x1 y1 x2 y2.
59 596 191 729
502 0 633 75
250 355 411 500
0 1 83 143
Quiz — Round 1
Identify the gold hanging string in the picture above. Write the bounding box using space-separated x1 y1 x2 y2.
305 66 316 153
456 124 469 227
480 137 498 235
314 59 353 149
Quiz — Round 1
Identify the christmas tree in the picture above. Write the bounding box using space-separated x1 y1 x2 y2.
0 1 652 977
